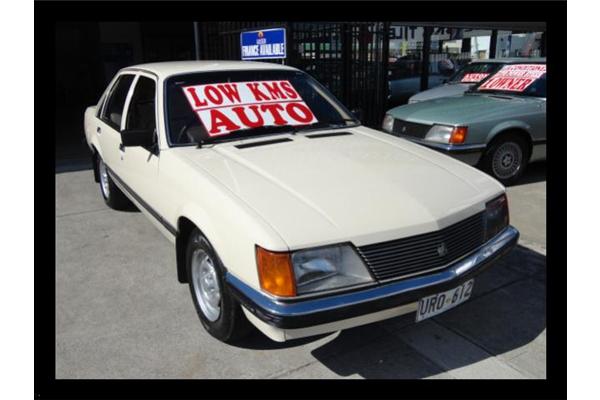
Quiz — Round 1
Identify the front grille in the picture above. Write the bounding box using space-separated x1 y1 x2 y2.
356 212 485 281
392 119 432 138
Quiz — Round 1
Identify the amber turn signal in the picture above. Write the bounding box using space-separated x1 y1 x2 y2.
449 126 468 144
255 246 296 297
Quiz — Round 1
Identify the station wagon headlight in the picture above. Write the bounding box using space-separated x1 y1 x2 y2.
382 114 395 133
291 245 374 295
425 125 468 144
484 194 509 241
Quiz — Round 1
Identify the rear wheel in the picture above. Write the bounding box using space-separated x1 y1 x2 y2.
480 133 529 186
96 156 132 210
186 228 253 342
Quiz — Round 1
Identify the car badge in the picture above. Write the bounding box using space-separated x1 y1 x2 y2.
401 125 407 133
437 243 448 257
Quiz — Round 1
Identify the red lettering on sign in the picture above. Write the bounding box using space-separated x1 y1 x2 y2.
204 86 223 105
231 105 264 128
263 82 288 100
280 81 299 99
208 109 240 135
260 103 287 125
247 83 271 101
286 102 314 124
216 83 241 103
186 87 208 108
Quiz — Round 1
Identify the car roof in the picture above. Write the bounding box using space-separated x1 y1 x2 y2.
121 60 298 79
471 57 546 64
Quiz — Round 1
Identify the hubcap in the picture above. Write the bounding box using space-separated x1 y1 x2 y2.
492 142 523 180
99 160 110 198
191 249 221 322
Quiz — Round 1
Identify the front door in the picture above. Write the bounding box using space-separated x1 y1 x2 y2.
118 74 162 225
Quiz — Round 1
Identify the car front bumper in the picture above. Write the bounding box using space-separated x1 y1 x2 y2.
226 226 519 341
398 135 486 166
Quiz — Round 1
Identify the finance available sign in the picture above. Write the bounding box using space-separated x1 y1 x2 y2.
478 64 546 92
241 28 286 60
182 80 318 136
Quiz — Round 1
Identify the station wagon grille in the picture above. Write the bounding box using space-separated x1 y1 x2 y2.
392 119 432 139
356 212 485 281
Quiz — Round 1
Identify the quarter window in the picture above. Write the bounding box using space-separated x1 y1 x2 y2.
101 74 135 129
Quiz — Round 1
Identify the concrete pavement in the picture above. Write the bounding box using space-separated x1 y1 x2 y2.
55 162 546 379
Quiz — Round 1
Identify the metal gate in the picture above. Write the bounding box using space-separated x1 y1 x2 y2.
200 22 389 128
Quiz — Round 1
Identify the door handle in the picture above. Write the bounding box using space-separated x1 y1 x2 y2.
96 126 101 134
119 143 125 152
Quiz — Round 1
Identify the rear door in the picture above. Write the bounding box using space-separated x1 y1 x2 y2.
96 73 136 174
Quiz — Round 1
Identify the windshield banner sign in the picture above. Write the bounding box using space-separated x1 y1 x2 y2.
478 64 546 92
241 28 286 60
182 80 318 136
460 73 489 83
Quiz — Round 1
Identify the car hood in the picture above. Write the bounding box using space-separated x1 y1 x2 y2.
388 93 540 125
178 126 503 249
409 83 472 103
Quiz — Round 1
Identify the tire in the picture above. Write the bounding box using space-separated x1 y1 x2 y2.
96 156 132 210
186 228 253 343
479 133 529 186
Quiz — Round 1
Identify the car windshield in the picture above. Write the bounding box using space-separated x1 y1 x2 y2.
448 62 502 83
469 63 546 98
165 69 359 145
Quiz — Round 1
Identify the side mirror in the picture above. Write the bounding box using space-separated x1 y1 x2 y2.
351 107 363 122
120 128 154 148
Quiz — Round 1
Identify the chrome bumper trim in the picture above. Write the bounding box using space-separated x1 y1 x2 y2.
226 226 518 319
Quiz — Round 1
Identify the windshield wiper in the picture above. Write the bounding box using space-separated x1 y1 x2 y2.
197 119 359 147
294 119 360 133
197 125 297 147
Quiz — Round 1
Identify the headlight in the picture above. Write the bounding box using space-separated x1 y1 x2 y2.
291 244 374 295
382 114 395 133
425 125 468 144
255 244 374 297
484 194 509 241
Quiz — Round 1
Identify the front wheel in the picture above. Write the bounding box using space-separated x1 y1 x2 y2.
480 134 529 186
186 229 253 343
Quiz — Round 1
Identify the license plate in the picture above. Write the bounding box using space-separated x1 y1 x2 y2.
416 279 474 322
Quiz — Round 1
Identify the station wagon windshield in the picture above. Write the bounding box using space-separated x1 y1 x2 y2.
165 70 359 145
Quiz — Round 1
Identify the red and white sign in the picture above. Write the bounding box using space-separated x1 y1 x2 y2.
478 64 546 92
182 80 318 136
460 73 489 83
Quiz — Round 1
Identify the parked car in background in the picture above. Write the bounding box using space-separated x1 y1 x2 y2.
387 56 452 106
85 61 518 343
408 58 546 104
383 61 546 185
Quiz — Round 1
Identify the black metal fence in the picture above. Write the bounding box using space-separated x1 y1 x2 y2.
200 22 390 128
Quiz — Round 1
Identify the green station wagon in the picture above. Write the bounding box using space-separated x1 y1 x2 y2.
382 61 546 185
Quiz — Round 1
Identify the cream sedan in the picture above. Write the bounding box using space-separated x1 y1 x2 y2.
84 61 519 343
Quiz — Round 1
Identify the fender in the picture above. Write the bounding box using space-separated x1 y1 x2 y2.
485 120 532 145
173 198 288 289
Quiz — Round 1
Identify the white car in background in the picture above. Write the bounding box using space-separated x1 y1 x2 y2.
84 61 519 343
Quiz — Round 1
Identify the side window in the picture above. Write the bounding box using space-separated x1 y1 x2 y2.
126 76 157 132
101 74 135 129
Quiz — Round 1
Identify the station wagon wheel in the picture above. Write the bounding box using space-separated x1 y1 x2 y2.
480 133 529 186
95 155 132 210
185 228 253 342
